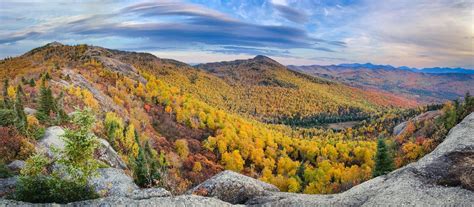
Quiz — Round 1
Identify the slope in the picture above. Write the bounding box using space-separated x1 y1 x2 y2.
289 65 474 103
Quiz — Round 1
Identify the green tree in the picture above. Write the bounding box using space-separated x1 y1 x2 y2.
2 79 12 109
36 79 55 123
58 108 99 184
14 85 28 133
29 78 36 87
373 138 394 177
133 131 149 187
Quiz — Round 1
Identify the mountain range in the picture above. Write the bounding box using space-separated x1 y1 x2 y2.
289 64 474 103
321 63 474 74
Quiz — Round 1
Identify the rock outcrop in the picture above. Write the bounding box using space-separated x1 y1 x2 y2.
0 177 17 198
36 126 66 157
0 195 237 207
36 126 126 169
6 160 25 172
393 110 442 136
88 168 138 197
1 113 473 206
96 139 127 170
188 170 279 204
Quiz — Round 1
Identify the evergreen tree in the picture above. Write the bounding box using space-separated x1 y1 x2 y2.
144 140 162 183
2 80 12 109
58 108 99 184
133 131 149 187
29 78 36 87
36 79 55 123
373 138 394 177
14 85 28 133
53 91 68 124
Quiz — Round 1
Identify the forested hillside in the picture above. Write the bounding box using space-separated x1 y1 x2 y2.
1 43 472 200
290 65 474 103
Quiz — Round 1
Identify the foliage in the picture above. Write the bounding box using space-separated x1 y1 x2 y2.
0 109 15 126
0 163 13 178
175 139 189 159
132 132 167 187
14 175 98 204
0 127 35 163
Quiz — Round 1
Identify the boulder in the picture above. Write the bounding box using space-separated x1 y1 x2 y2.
6 160 25 172
23 107 37 115
36 126 65 157
0 177 17 198
88 168 138 197
37 126 127 170
130 188 172 200
187 170 279 204
96 139 127 170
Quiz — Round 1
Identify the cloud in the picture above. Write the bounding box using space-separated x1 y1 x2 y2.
0 1 342 55
272 3 309 23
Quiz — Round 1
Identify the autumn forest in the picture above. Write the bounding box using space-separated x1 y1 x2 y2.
1 43 473 201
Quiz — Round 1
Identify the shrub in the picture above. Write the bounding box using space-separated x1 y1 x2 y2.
0 163 13 178
0 127 22 162
14 175 98 203
0 109 15 126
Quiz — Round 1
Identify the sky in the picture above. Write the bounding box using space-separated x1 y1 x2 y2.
0 0 473 68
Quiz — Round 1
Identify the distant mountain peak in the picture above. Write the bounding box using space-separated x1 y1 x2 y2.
45 41 64 47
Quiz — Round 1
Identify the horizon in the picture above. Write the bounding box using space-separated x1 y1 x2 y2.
1 0 473 68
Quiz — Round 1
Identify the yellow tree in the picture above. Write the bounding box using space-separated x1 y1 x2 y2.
222 150 244 172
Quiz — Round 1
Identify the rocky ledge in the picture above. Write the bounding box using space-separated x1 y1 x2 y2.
1 113 473 206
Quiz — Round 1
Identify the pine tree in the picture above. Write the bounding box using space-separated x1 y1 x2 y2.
53 91 68 124
14 85 28 133
36 79 55 123
373 138 394 177
2 80 12 109
29 79 36 87
133 132 149 187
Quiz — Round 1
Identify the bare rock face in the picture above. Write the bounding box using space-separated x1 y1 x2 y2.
96 139 127 170
88 168 138 197
393 110 442 136
37 126 127 170
6 160 25 172
36 126 66 157
0 177 17 198
130 188 172 200
187 170 279 204
0 195 238 207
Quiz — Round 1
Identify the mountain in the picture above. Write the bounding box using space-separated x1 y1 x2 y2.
324 63 474 74
194 55 419 125
1 43 471 200
289 64 474 102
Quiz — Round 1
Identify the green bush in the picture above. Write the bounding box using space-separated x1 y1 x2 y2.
0 109 15 126
0 163 13 178
14 175 98 203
